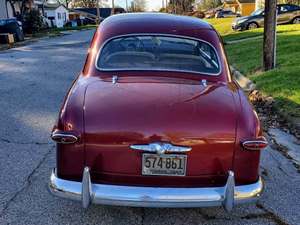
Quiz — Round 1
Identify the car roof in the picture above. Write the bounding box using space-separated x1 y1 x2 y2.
98 13 214 39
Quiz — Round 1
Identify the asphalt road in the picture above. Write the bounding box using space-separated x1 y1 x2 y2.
0 30 299 225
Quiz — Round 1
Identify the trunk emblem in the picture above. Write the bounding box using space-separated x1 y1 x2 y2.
130 142 191 154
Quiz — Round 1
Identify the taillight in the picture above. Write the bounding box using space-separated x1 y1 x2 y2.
51 130 78 144
242 137 268 151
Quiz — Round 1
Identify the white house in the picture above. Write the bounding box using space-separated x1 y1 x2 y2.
44 2 69 28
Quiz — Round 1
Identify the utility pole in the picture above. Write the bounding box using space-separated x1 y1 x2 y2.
263 0 277 71
111 0 115 15
126 0 128 12
96 0 100 24
165 0 168 12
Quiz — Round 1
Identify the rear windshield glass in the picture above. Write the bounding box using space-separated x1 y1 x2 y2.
97 35 221 75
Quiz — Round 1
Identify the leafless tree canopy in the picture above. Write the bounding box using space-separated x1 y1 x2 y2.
195 0 222 11
167 0 195 14
129 0 147 12
71 0 98 8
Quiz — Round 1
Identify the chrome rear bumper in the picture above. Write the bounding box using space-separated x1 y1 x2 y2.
49 167 263 212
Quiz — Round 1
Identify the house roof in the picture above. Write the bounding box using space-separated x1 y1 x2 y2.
44 2 68 10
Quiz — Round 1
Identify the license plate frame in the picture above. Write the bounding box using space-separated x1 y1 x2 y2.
142 153 187 176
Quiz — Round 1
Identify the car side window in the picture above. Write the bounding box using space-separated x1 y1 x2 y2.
280 5 290 13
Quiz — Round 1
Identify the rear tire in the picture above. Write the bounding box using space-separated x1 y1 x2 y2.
247 22 258 30
292 17 300 24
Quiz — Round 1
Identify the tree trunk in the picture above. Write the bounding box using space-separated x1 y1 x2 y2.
8 0 17 17
263 0 277 71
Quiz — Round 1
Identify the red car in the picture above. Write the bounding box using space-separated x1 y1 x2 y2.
49 13 267 212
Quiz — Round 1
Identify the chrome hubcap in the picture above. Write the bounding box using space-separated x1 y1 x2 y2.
248 23 257 29
293 18 300 24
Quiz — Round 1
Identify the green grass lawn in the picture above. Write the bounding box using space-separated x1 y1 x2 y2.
206 17 300 117
205 18 300 42
224 27 300 117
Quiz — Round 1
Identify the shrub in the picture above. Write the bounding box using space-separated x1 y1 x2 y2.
23 9 44 34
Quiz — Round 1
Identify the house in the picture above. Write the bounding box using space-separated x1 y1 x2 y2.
70 7 126 20
223 0 256 16
44 2 69 28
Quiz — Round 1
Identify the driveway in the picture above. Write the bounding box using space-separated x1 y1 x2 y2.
0 30 299 225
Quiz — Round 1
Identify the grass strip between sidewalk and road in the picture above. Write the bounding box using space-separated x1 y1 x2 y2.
223 25 300 117
206 18 300 42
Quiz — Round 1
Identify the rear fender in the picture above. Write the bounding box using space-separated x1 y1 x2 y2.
233 89 262 185
53 75 87 181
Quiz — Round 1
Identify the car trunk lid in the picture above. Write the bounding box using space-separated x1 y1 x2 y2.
83 77 237 187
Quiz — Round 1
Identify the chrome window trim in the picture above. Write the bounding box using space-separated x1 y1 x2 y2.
94 33 222 76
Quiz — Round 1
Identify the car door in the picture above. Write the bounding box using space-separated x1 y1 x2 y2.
277 5 292 24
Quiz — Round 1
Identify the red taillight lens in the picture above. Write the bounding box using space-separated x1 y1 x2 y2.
242 137 268 151
51 130 78 144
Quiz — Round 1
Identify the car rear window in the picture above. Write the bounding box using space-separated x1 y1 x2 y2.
97 35 221 75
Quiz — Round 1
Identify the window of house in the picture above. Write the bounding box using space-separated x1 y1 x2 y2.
57 12 61 19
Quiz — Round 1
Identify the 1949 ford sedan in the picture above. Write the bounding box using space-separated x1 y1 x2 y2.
49 13 267 212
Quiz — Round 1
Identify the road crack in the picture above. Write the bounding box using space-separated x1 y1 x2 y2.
0 145 54 217
140 207 145 225
0 138 50 145
255 203 290 225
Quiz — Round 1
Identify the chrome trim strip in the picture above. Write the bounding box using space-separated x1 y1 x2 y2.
49 169 263 210
130 142 192 154
94 33 222 76
242 140 268 151
51 133 78 144
112 75 118 84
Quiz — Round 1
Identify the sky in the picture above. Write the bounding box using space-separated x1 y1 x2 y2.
112 0 164 11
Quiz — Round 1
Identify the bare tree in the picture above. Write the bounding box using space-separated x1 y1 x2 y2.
195 0 222 11
59 0 71 8
168 0 195 14
7 0 32 20
72 0 98 8
263 0 277 70
129 0 147 12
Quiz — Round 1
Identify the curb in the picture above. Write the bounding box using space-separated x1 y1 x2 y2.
231 65 300 138
0 28 94 52
0 28 96 52
225 35 263 45
0 34 62 51
230 66 256 91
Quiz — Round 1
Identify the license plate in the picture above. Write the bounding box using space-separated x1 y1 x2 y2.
142 153 187 176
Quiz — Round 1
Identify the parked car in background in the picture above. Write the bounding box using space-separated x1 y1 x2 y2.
187 10 205 19
232 4 300 31
215 10 241 18
49 13 267 212
0 18 24 42
205 7 223 18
